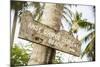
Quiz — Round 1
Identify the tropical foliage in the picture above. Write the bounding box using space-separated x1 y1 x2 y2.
29 2 45 21
81 26 95 61
11 44 30 66
63 6 94 33
63 5 95 61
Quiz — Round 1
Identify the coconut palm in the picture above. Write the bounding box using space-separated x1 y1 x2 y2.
63 7 94 33
28 3 64 65
81 25 95 61
81 6 95 61
27 2 45 21
63 5 95 61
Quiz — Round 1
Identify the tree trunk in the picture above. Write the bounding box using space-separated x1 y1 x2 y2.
28 3 64 65
11 10 18 46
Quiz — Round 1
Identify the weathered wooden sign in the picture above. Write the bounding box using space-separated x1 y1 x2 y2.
18 11 81 57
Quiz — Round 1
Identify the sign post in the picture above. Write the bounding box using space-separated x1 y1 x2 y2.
18 16 81 57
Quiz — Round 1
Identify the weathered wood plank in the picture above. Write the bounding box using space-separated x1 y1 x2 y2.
18 17 81 57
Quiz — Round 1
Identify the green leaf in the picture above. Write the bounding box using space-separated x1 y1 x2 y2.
81 36 95 61
81 31 95 42
78 20 94 29
11 44 30 66
63 10 73 22
64 6 73 17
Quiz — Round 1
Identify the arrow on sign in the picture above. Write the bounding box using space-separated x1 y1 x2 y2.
18 12 81 57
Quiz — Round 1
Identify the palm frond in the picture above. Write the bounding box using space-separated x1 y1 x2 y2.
37 11 43 21
31 2 45 22
81 36 95 61
37 3 45 21
63 11 73 22
62 14 72 26
31 2 41 19
78 20 95 30
64 6 73 17
81 30 95 42
62 14 70 22
74 11 82 21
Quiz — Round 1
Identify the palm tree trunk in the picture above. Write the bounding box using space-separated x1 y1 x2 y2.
28 3 64 65
11 10 18 46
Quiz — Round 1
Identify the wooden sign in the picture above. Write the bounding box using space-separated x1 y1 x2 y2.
18 11 81 57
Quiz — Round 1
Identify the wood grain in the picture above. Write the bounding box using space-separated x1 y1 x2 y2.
18 19 81 56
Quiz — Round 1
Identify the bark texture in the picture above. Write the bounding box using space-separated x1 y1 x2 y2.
28 3 64 65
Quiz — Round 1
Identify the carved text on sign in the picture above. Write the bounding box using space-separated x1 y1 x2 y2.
19 20 81 56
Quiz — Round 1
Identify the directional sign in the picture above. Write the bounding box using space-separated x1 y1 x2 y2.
18 11 81 57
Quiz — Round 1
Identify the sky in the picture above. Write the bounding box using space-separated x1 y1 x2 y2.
11 3 95 63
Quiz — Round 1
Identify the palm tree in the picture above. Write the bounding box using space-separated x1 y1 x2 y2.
81 25 95 61
27 2 45 21
63 8 94 33
63 5 95 61
11 1 27 46
28 3 64 65
81 6 95 61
